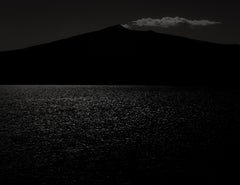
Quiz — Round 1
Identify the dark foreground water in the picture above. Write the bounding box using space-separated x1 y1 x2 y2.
0 86 240 185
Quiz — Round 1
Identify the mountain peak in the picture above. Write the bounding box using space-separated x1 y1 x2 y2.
101 24 131 32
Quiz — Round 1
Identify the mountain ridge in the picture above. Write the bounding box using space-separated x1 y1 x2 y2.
2 24 238 53
0 24 239 85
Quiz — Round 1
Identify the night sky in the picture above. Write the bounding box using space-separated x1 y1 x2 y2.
0 0 240 51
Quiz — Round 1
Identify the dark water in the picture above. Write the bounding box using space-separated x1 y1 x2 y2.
0 86 240 185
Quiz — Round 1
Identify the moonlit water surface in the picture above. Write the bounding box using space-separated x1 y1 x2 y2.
0 86 239 185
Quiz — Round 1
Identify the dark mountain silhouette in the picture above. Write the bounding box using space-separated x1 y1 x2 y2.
1 24 239 85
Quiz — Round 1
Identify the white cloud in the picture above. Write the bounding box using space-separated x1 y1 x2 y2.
125 17 221 28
